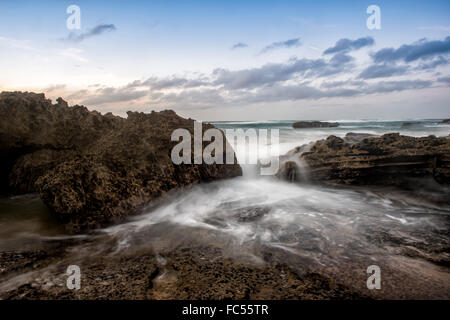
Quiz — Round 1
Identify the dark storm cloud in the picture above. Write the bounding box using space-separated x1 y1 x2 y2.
323 37 374 55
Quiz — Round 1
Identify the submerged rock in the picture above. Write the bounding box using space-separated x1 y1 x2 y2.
292 121 339 129
0 92 242 232
234 206 271 222
278 132 450 186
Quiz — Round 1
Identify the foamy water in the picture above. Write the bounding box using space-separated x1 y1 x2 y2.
1 120 449 296
101 175 449 268
98 120 450 271
213 119 450 163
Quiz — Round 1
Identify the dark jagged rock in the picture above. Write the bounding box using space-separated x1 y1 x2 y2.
292 121 339 129
0 92 242 232
277 132 450 186
442 119 450 124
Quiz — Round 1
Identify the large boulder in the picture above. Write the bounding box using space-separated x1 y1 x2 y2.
0 92 242 232
277 132 450 186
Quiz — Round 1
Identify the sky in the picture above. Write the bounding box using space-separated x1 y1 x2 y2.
0 0 449 120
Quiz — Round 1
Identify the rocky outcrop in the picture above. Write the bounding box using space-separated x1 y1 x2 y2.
277 132 450 186
442 119 450 124
292 121 339 129
0 92 242 232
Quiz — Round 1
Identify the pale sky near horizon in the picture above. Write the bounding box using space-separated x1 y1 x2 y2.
0 0 449 120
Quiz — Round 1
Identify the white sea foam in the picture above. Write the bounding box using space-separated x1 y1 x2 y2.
98 120 450 267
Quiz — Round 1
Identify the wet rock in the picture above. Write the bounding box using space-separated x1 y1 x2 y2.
343 132 376 145
278 133 450 186
276 161 298 182
0 92 242 232
0 246 367 300
292 121 339 129
234 206 271 222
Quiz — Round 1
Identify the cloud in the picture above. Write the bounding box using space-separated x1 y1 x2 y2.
260 38 301 54
0 36 34 50
155 79 432 107
437 76 450 84
152 89 226 109
126 77 208 90
329 53 354 65
62 24 117 42
81 87 147 105
60 48 88 62
308 46 320 51
145 77 192 90
212 59 313 90
53 36 440 110
321 80 366 88
372 36 450 63
122 52 354 93
231 42 248 50
323 37 374 55
233 84 358 104
212 55 353 90
44 84 66 92
358 64 409 79
415 56 449 70
62 76 434 110
364 80 432 94
67 90 89 100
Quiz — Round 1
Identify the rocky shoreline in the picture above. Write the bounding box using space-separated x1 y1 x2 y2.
0 92 241 232
0 244 368 300
1 92 449 300
2 221 448 300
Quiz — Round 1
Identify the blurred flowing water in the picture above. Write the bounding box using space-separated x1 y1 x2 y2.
1 119 449 297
